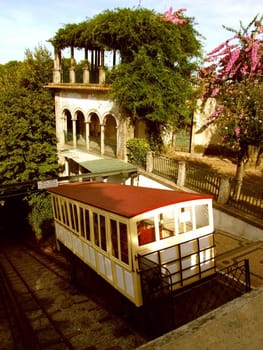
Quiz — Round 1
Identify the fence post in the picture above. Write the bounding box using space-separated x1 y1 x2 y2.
146 151 154 172
245 259 251 292
177 161 186 187
217 176 231 204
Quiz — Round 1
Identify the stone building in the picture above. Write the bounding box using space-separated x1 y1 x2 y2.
46 46 215 177
46 48 140 178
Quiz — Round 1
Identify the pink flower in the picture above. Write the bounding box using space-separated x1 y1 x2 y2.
211 87 218 96
162 7 187 25
251 41 260 71
225 48 240 75
235 127 240 136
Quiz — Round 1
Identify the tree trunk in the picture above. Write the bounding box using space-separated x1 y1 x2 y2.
256 146 262 166
234 154 246 201
247 145 261 167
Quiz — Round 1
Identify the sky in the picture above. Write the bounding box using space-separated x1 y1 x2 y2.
1 0 263 64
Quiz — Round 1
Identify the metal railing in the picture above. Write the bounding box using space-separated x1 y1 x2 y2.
217 259 251 293
147 153 262 220
185 164 221 200
229 179 263 219
152 154 179 182
138 233 216 301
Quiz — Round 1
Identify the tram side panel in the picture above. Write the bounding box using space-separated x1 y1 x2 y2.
51 195 143 306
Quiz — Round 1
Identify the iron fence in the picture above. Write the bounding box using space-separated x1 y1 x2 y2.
147 154 262 221
185 164 221 200
152 154 179 182
228 179 263 219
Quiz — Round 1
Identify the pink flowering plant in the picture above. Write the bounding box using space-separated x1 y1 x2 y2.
200 16 263 180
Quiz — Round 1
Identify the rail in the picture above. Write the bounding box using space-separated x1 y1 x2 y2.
0 256 40 349
0 248 75 349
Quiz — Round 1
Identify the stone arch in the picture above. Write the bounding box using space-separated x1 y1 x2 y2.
75 110 86 146
89 112 100 152
63 109 73 144
103 114 117 156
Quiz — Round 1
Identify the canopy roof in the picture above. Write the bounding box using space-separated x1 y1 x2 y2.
79 159 137 174
49 182 213 218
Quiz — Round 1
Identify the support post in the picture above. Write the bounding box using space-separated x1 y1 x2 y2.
177 161 186 187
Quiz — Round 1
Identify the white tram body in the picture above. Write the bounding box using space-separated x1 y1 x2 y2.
49 182 216 307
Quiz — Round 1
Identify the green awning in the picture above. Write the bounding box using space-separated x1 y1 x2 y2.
79 158 137 175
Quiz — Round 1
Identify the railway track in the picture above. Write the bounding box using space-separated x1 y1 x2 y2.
0 243 148 349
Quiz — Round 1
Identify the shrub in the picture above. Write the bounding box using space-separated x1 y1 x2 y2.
27 192 54 239
126 138 151 167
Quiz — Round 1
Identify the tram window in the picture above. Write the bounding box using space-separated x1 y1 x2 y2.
137 218 156 246
93 213 107 251
69 203 74 229
55 198 61 221
100 215 106 251
93 213 99 246
195 204 209 229
73 205 79 232
79 207 85 238
85 209 90 241
69 203 79 232
120 223 128 264
52 197 59 220
61 200 69 227
159 210 175 239
177 207 193 234
60 199 65 223
110 219 119 258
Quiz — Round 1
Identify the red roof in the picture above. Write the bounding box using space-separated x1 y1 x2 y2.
48 182 213 218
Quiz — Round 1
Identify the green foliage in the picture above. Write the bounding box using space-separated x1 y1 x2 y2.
51 7 202 143
0 46 59 238
126 138 150 166
27 192 54 239
0 45 58 184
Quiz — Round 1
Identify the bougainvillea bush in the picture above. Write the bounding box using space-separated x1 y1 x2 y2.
200 16 263 184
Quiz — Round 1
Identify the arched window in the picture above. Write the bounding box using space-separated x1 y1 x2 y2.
104 114 117 156
89 113 100 151
64 109 72 143
76 111 86 145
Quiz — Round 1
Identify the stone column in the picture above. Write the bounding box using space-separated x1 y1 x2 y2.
100 123 105 155
85 121 90 150
72 118 77 148
146 152 154 172
69 47 76 83
177 161 186 187
82 48 90 84
217 176 231 204
98 66 106 84
53 49 61 83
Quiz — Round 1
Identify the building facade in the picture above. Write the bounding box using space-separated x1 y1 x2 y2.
47 48 138 176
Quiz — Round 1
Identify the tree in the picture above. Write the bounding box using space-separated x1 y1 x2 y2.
0 46 59 238
51 7 202 150
200 16 263 189
0 46 58 184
